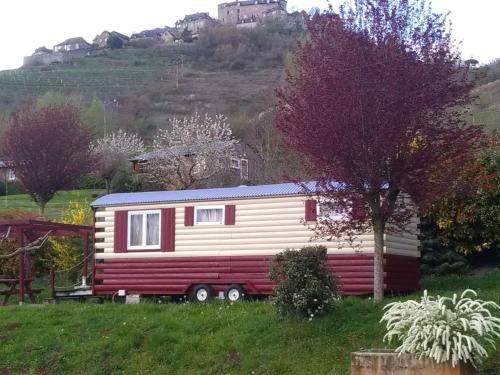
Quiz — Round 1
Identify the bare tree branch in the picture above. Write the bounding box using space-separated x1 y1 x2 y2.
0 231 52 260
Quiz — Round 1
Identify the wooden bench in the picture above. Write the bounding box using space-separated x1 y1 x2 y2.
0 279 43 305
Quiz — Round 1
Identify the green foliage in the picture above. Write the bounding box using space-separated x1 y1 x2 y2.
432 150 500 255
47 199 92 270
191 21 303 70
181 28 194 43
107 36 124 50
0 189 103 219
269 246 339 318
110 169 144 193
36 91 86 110
419 216 469 276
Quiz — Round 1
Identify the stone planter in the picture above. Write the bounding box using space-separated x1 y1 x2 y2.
351 350 476 375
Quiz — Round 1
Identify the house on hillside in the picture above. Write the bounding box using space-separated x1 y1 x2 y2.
93 31 130 48
53 37 92 52
32 46 53 56
218 0 287 25
130 143 259 186
160 28 178 44
0 161 16 183
131 28 165 40
175 13 217 36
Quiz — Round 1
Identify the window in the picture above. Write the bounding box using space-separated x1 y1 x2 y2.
195 206 224 225
231 158 240 169
240 159 249 179
7 170 15 181
317 201 343 221
127 210 161 250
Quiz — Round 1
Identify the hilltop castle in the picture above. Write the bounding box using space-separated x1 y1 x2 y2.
218 0 287 25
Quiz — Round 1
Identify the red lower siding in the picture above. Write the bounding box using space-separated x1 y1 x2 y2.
93 254 420 296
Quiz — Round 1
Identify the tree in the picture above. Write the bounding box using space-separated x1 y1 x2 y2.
277 1 482 302
91 130 145 193
1 105 95 215
181 27 194 43
107 35 123 50
144 113 237 190
243 108 303 182
427 139 500 254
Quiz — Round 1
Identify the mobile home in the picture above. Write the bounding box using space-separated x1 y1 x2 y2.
91 182 420 301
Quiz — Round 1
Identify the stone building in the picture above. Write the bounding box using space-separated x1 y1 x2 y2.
175 13 216 35
53 37 92 52
93 31 130 48
218 0 287 25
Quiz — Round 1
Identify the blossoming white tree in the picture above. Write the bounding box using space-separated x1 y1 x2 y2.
145 113 237 189
91 130 145 193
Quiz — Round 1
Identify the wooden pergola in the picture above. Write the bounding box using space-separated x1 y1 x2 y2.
0 220 94 304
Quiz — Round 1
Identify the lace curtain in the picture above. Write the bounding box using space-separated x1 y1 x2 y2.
196 208 223 224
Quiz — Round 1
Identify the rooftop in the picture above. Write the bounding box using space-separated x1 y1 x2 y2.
91 181 321 207
55 37 91 46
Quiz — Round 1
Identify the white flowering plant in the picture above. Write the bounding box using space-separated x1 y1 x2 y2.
269 246 339 319
381 289 500 367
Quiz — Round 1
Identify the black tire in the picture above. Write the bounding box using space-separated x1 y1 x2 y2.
224 284 245 302
191 284 213 302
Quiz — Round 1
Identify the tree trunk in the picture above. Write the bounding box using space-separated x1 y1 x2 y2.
38 202 46 218
105 179 111 194
373 220 385 303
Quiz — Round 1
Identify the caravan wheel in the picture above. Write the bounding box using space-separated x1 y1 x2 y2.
191 284 213 302
225 284 244 302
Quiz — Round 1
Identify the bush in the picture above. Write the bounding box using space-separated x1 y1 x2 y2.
107 36 123 50
420 239 468 276
48 200 92 270
269 246 339 318
381 290 500 367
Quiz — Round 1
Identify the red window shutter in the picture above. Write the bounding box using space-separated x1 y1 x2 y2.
161 208 175 252
225 205 236 225
305 200 317 221
184 206 194 226
114 211 128 253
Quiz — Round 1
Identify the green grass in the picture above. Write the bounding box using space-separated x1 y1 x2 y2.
0 271 499 375
0 189 104 219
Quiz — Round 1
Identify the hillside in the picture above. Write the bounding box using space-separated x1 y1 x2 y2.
469 79 500 130
0 23 297 137
0 271 499 375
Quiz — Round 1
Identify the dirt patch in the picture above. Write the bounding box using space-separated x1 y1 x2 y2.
0 368 12 375
1 322 21 332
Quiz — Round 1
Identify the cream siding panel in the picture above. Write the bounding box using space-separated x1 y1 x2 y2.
95 195 420 258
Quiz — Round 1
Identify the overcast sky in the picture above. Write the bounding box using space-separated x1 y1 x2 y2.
0 0 498 71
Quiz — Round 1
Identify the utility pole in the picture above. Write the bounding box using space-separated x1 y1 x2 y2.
181 55 184 78
176 62 179 89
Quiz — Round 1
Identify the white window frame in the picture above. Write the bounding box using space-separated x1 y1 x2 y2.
7 169 16 181
194 205 225 225
316 200 343 221
127 210 161 250
230 158 241 169
240 159 249 179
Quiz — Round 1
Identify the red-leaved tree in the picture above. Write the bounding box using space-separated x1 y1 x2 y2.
1 105 95 216
277 0 483 302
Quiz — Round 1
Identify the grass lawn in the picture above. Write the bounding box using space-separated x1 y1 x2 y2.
0 271 499 375
0 189 104 220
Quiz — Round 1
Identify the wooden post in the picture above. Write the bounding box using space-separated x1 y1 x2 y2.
17 231 25 304
18 253 25 304
50 269 55 297
82 233 89 282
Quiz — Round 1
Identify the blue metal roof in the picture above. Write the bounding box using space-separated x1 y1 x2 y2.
91 182 320 207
